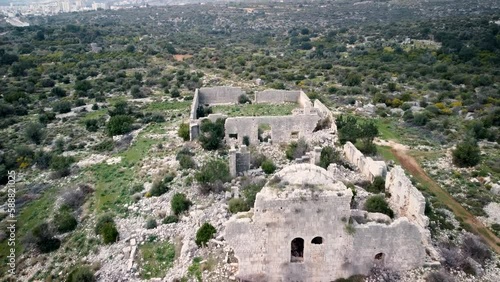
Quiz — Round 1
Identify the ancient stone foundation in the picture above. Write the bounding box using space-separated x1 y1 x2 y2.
188 87 334 144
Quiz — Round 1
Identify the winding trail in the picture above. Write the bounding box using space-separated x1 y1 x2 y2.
382 141 500 254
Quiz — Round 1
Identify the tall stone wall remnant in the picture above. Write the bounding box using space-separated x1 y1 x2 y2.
229 145 251 177
198 86 243 105
343 142 387 181
385 166 429 228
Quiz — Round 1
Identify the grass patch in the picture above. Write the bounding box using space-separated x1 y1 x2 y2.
146 101 191 112
376 145 400 164
139 241 176 279
211 103 297 117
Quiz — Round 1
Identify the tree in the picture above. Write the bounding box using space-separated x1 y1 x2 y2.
171 193 192 215
195 222 216 247
53 101 72 113
178 123 190 141
95 214 119 244
106 115 134 136
365 195 394 218
25 122 45 144
199 118 225 151
336 115 360 145
319 146 339 169
452 138 481 167
195 158 231 194
358 121 378 155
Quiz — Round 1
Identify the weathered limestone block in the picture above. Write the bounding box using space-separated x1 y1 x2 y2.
385 166 429 228
229 145 251 177
198 86 243 105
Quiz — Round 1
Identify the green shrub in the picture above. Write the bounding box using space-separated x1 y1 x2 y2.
85 119 99 132
31 222 61 253
171 193 192 215
100 222 119 244
319 146 339 169
149 173 175 197
238 94 251 104
452 138 481 167
261 159 276 174
93 139 114 152
178 154 196 170
195 158 231 193
95 214 114 235
195 223 216 247
106 115 134 136
54 208 77 233
285 138 308 160
50 155 75 177
67 266 96 282
53 100 72 113
162 215 178 224
242 136 250 146
242 183 265 207
25 122 45 144
145 218 157 229
365 195 394 218
199 118 225 150
366 176 386 193
228 198 250 213
178 123 190 141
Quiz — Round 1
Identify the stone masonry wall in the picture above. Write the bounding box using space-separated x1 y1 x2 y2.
343 142 387 181
229 145 251 177
313 99 337 132
254 90 301 104
225 114 321 145
225 165 426 281
385 166 429 228
198 86 243 105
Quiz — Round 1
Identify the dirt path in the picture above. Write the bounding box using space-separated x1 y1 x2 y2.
389 146 500 254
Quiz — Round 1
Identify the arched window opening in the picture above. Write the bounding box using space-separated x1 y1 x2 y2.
291 238 304 263
311 236 323 244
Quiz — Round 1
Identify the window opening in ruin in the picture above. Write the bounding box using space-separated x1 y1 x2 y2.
290 131 299 139
258 123 272 143
375 253 384 260
291 238 304 263
229 133 238 139
311 237 323 244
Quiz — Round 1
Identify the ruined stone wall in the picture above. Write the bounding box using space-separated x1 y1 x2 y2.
229 145 251 177
385 166 429 228
225 164 427 281
313 99 337 132
224 114 321 145
343 142 387 181
297 90 313 109
198 86 243 105
190 89 199 120
254 90 301 104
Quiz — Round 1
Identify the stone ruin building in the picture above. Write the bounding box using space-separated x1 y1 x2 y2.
225 158 438 281
188 87 335 144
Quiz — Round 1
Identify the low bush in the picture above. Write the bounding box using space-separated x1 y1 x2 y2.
195 158 231 194
364 195 394 218
228 198 250 213
261 159 276 174
171 193 192 215
366 176 386 193
95 214 119 244
178 154 196 170
285 138 308 160
178 123 190 141
452 138 481 167
425 270 454 282
54 207 77 233
67 266 96 282
319 146 339 169
106 115 134 136
162 215 178 224
31 222 61 253
145 218 157 229
149 173 175 197
195 223 216 247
